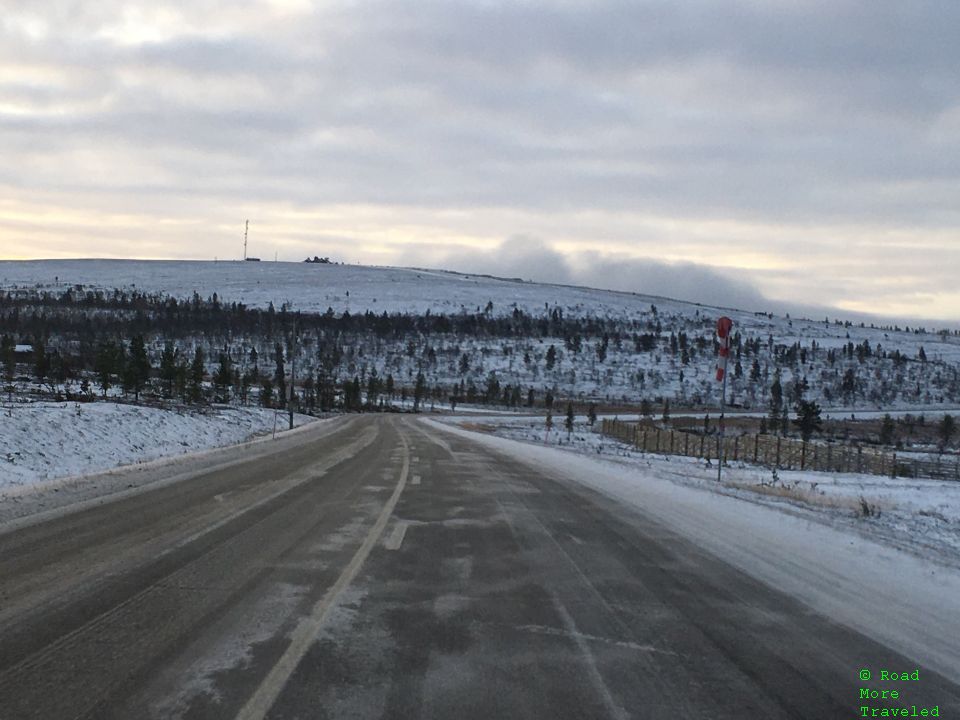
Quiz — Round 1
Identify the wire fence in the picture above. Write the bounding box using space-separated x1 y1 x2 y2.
600 419 960 481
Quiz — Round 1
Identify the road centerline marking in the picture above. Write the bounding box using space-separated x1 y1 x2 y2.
236 431 410 720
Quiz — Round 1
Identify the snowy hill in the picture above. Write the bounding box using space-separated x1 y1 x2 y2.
1 259 959 412
0 258 745 320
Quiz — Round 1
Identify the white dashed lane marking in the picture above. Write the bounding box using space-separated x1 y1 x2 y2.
384 521 409 551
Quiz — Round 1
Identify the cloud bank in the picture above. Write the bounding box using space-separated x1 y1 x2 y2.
0 1 958 321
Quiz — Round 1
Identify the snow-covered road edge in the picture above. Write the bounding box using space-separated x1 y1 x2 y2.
0 411 332 532
424 417 960 686
2 408 321 498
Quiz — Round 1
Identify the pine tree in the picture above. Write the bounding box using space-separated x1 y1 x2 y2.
769 371 783 433
214 352 233 402
33 340 49 388
414 371 427 412
792 400 823 443
879 414 896 446
565 402 575 440
2 335 15 388
261 377 274 408
95 342 118 398
189 346 205 403
640 398 653 418
939 415 956 452
159 342 179 399
240 369 253 405
125 335 151 402
366 369 381 408
545 345 557 370
115 342 128 396
484 372 500 405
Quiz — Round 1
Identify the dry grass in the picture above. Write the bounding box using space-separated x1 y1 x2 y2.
457 422 499 434
723 478 876 514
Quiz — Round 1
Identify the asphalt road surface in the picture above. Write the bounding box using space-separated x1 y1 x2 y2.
1 415 958 719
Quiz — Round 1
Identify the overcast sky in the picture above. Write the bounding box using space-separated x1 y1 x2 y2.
1 1 958 321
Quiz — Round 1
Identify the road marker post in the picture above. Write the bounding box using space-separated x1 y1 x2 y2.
715 316 734 483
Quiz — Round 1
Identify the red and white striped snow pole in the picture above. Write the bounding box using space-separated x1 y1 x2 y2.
716 316 733 381
716 316 733 482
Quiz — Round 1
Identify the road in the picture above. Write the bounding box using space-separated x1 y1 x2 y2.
1 415 957 719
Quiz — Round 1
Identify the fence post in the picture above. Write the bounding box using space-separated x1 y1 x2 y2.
656 429 661 453
684 433 689 456
733 436 739 462
776 436 781 469
891 452 897 479
700 434 705 459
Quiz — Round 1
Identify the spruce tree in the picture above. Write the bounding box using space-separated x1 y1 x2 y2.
159 342 179 399
565 402 575 440
261 377 274 408
414 371 426 412
769 372 783 433
545 345 557 371
189 346 205 403
33 340 49 389
214 352 233 402
95 342 118 398
879 414 896 446
792 400 823 443
940 415 956 452
2 335 15 387
125 335 151 402
640 398 653 418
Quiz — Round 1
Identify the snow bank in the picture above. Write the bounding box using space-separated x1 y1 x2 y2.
426 418 960 685
0 402 314 488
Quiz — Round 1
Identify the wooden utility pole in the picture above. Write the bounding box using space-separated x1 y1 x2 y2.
243 220 249 260
288 317 298 430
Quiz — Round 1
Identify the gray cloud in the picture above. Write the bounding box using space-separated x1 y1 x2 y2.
399 236 770 312
1 1 958 321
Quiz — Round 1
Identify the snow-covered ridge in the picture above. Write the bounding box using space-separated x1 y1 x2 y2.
2 258 959 411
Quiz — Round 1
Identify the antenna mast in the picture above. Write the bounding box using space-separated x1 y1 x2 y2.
243 220 249 260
